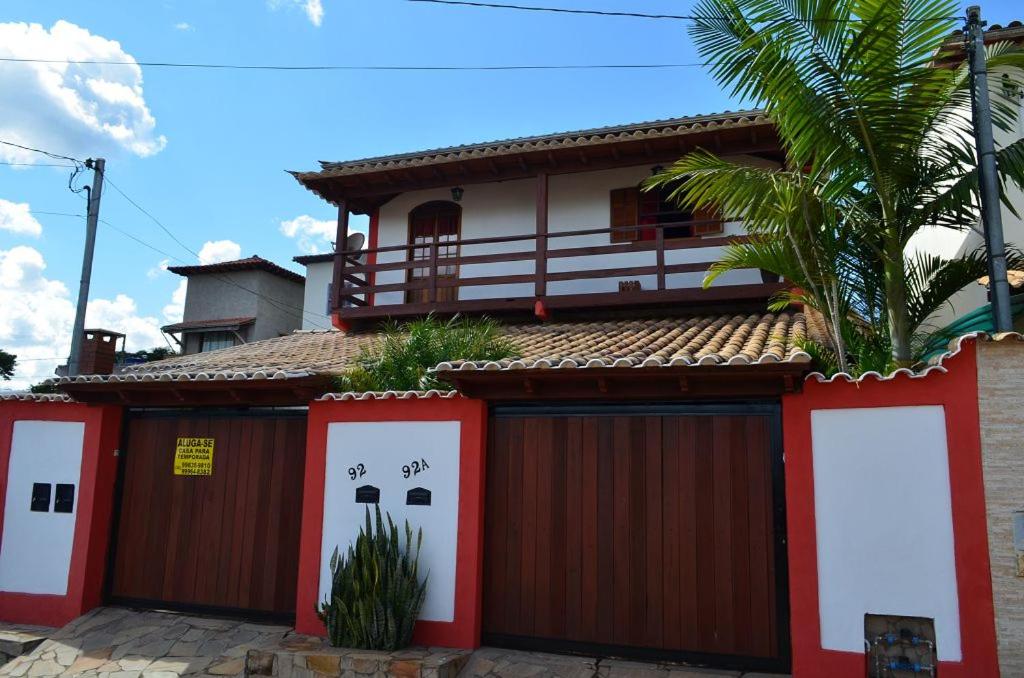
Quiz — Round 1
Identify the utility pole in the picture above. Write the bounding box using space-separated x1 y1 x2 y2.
67 158 105 376
966 6 1013 332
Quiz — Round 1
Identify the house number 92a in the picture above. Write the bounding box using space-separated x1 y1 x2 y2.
402 458 430 478
348 463 366 480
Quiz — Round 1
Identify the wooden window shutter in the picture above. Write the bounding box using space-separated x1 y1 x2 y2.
692 204 724 236
609 187 639 242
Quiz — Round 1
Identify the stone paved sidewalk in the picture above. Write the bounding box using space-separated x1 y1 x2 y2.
0 609 789 678
0 607 291 678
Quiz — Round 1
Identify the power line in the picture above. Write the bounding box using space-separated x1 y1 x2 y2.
0 139 82 164
0 56 712 71
0 161 79 168
406 0 960 23
98 174 333 330
28 210 84 218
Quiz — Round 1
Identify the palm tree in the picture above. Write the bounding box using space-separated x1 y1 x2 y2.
647 0 1024 370
335 315 516 392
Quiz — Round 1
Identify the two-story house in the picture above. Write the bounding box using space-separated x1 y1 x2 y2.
48 109 817 675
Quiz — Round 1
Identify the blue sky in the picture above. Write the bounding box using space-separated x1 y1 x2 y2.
0 0 1020 385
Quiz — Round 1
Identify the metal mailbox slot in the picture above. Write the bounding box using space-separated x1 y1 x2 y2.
30 483 51 512
406 487 432 506
54 484 75 513
355 485 380 504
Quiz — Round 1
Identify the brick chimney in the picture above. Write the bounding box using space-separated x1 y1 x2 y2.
79 329 125 375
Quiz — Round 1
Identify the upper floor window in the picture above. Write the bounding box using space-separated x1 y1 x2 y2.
407 201 461 304
200 331 236 352
609 185 723 243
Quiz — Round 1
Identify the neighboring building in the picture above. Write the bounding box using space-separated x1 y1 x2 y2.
293 252 333 330
908 21 1024 331
161 255 305 354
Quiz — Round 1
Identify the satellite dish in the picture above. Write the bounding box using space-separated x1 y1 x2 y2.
344 232 366 263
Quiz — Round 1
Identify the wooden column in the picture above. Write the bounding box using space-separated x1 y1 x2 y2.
656 226 666 291
330 202 350 313
535 173 548 298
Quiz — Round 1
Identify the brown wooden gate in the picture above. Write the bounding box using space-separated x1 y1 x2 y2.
482 405 788 671
108 409 307 617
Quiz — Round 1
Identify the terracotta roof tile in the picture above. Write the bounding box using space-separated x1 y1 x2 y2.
291 110 770 183
56 312 817 386
161 316 256 333
167 256 304 284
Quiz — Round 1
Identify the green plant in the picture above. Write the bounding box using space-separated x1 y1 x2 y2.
336 314 516 392
317 506 427 650
0 348 15 381
645 0 1024 372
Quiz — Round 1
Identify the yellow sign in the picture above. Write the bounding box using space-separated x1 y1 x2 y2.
174 437 214 476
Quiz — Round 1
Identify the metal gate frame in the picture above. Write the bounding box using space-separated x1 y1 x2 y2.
483 401 791 674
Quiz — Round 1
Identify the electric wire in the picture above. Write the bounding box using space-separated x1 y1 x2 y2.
407 0 961 23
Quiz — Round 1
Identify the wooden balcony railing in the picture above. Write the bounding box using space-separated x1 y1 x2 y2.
331 220 785 322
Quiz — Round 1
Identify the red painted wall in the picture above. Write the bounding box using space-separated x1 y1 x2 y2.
295 396 488 649
0 401 122 627
782 341 999 677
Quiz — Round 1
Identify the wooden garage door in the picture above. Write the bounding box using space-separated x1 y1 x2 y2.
108 410 306 617
483 406 787 670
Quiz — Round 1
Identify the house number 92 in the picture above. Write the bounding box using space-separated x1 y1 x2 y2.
348 463 366 480
402 458 430 478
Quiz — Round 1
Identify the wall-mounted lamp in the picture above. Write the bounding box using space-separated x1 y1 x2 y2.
650 165 665 176
451 186 465 202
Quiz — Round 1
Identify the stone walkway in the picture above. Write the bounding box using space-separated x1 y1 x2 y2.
0 607 291 678
0 610 789 678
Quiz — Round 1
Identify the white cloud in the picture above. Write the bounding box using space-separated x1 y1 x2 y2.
198 239 242 264
163 279 186 323
174 22 194 32
268 0 324 26
0 20 166 165
147 257 170 279
0 245 165 390
280 214 335 254
0 199 43 237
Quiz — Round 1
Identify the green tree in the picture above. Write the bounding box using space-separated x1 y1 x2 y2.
647 0 1024 371
0 349 15 381
335 315 516 392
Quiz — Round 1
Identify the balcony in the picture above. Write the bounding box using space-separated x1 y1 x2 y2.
331 219 786 325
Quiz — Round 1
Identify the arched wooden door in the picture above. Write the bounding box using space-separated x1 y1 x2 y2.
407 201 461 304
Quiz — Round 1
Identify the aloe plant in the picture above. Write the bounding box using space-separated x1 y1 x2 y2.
317 506 427 650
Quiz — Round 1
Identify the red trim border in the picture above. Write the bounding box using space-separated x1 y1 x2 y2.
295 397 487 648
781 341 998 677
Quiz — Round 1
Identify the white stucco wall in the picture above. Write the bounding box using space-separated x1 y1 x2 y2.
370 159 772 306
301 261 333 330
810 405 961 661
0 421 85 595
320 421 461 623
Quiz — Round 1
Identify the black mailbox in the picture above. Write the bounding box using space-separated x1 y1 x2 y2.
54 484 75 513
30 483 51 512
355 485 380 504
406 487 431 506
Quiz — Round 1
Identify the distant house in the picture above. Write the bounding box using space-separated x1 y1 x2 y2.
292 252 333 330
161 255 305 354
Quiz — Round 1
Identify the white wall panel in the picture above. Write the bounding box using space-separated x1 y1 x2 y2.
320 421 461 622
0 420 85 595
811 406 961 660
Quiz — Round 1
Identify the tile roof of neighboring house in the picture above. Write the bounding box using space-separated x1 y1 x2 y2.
293 253 335 265
977 270 1024 289
167 256 305 284
291 109 770 182
161 316 257 334
54 312 816 386
0 392 76 402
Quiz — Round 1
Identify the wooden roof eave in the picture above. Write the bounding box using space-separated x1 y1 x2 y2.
292 122 783 213
58 374 335 407
436 362 813 401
